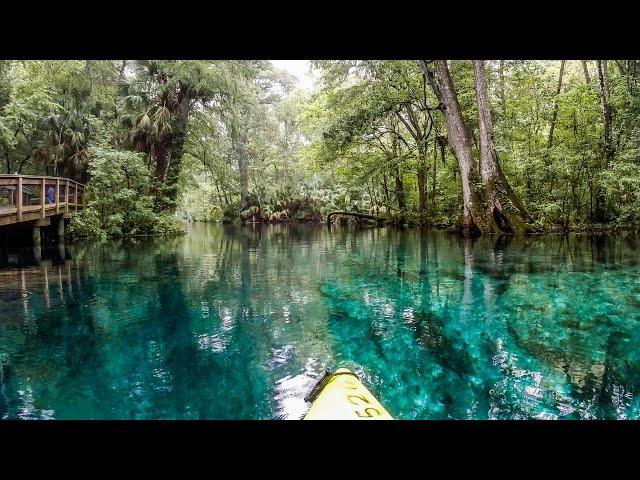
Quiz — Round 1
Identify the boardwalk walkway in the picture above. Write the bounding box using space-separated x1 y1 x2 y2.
0 175 86 227
0 175 86 247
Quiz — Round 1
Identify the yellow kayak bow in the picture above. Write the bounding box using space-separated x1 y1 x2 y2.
303 368 393 420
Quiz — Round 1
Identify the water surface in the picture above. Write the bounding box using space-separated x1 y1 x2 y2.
1 224 639 419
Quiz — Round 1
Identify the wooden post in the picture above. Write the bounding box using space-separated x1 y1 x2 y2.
65 179 69 213
58 241 65 261
41 178 45 219
17 176 23 222
57 217 65 239
0 233 7 264
56 178 60 214
32 225 41 247
74 182 78 212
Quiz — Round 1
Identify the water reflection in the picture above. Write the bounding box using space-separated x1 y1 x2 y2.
1 225 640 419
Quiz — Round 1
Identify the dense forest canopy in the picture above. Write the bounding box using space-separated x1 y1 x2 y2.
1 59 639 238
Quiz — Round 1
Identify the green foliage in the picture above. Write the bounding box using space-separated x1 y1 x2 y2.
67 207 106 241
5 59 640 235
601 162 640 225
300 60 640 230
68 146 185 240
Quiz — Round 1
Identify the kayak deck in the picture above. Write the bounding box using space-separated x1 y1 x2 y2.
303 368 393 420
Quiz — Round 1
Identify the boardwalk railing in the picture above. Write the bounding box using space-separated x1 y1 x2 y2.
0 175 86 227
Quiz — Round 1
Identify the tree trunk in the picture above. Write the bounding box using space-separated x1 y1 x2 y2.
234 130 249 211
422 60 483 235
165 86 192 208
417 146 427 224
391 133 406 219
85 61 94 97
382 172 391 215
597 60 614 163
498 60 507 119
212 181 224 207
16 154 29 175
547 60 566 152
582 60 591 84
395 165 405 213
395 101 430 224
594 60 613 222
152 135 172 182
545 60 566 191
431 139 438 217
474 60 533 234
417 170 426 223
4 148 10 174
119 60 127 79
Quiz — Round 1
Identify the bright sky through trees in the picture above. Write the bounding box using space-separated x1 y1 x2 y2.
271 60 316 90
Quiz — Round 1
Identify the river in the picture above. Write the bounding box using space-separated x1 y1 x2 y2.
1 223 639 419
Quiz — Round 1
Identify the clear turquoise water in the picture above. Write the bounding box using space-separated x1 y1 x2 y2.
1 223 640 419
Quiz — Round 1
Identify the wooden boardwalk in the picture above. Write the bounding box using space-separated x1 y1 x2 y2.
0 175 86 228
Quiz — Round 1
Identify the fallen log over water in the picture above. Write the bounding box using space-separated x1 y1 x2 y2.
326 211 387 224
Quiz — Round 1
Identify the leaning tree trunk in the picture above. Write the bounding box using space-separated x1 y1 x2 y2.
422 60 485 235
474 60 534 234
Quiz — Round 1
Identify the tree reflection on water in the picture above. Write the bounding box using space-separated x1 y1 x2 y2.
1 225 640 419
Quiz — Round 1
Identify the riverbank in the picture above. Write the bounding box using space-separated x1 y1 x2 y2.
195 217 640 235
17 212 635 248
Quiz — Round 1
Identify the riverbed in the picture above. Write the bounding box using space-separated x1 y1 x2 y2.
1 223 639 419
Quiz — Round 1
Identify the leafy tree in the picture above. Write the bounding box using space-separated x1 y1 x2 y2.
118 60 234 211
68 146 183 240
3 59 640 236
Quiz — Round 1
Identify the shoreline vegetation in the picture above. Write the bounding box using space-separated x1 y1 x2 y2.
65 215 640 244
63 222 640 243
1 60 639 243
226 218 640 233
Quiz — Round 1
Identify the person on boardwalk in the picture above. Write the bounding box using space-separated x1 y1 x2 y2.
46 186 55 204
